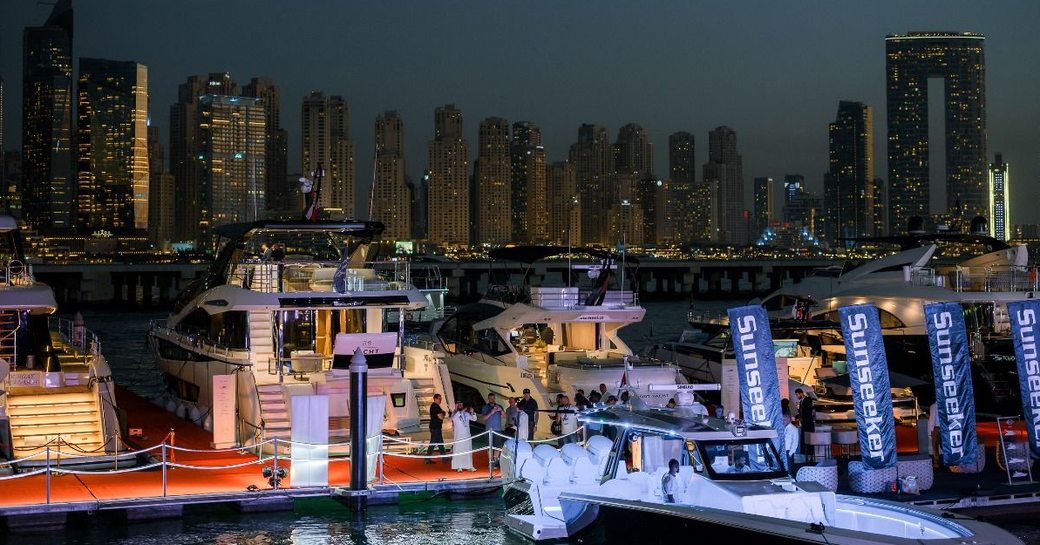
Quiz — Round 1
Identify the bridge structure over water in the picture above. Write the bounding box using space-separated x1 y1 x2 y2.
30 258 840 307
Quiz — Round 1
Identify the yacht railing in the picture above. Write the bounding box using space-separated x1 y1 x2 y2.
912 265 1038 293
227 259 417 294
687 309 727 326
148 320 243 360
48 316 101 359
0 259 33 287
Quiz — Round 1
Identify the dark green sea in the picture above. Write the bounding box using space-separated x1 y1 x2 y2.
27 302 1034 544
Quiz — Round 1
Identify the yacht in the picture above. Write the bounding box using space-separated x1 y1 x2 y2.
671 233 1030 417
501 405 1021 544
410 246 686 439
0 216 124 466
147 220 448 451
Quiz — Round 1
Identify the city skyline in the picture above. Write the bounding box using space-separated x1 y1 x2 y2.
2 1 1039 226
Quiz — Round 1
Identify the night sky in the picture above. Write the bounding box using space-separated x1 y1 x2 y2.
2 1 1038 223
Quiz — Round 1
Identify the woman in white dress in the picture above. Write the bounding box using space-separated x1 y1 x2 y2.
451 403 478 472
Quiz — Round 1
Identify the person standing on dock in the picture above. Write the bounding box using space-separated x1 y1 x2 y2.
796 388 815 456
481 393 505 467
451 402 478 472
425 393 448 464
519 388 538 438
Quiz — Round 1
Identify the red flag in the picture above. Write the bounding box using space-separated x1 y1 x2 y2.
305 195 321 222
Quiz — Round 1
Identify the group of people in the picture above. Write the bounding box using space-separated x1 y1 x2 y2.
424 389 542 471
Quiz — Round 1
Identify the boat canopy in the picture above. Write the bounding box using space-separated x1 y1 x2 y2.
212 219 385 241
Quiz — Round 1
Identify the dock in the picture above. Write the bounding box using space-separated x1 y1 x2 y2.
1 387 1038 532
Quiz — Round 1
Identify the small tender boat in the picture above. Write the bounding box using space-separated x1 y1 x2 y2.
501 405 1021 544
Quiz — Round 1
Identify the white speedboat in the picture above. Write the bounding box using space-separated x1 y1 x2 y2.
501 405 1021 544
410 246 686 439
148 220 447 451
0 216 125 467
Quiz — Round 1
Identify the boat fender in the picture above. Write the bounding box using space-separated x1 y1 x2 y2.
189 406 203 424
164 397 179 413
203 412 214 432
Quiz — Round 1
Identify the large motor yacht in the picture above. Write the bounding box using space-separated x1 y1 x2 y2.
411 246 686 439
0 216 123 466
148 220 446 451
501 405 1021 544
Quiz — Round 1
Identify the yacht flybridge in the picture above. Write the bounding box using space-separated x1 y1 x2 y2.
0 216 123 466
412 246 685 438
148 220 448 451
501 406 1021 544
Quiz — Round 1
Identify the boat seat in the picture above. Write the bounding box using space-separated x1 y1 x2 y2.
560 443 589 465
518 457 546 483
796 459 839 491
676 465 694 496
743 492 828 525
647 468 667 502
533 444 560 465
621 470 653 498
502 438 533 480
543 457 572 486
599 478 642 501
586 435 612 464
570 456 599 484
848 461 897 494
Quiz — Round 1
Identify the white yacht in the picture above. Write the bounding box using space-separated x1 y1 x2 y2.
501 405 1021 544
410 246 686 439
148 220 449 451
0 216 123 466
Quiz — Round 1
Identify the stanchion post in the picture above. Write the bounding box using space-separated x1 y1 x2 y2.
487 431 494 479
161 442 168 497
273 437 280 490
379 441 385 485
348 347 368 512
45 446 51 505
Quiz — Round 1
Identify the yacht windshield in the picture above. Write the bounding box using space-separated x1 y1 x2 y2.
697 439 786 480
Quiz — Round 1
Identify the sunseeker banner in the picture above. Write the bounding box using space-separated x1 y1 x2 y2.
1007 300 1040 460
839 304 897 469
923 302 978 467
727 305 785 466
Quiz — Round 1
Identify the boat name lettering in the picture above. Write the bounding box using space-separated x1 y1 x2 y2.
847 312 884 460
577 314 607 321
735 315 767 425
1013 308 1040 448
520 371 534 379
932 310 965 455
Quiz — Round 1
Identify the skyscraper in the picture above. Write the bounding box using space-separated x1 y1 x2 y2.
372 111 411 240
426 105 469 246
989 153 1009 241
75 58 149 234
824 101 874 242
569 124 612 245
886 32 986 233
873 178 887 236
242 77 288 216
614 123 657 244
147 124 175 246
473 117 511 245
783 174 804 205
511 121 547 243
301 92 355 218
170 73 237 243
703 126 744 244
753 177 774 239
1 76 5 155
668 131 696 242
547 161 580 247
196 95 266 246
22 0 74 233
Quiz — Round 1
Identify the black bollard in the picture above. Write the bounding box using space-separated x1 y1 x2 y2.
349 347 368 512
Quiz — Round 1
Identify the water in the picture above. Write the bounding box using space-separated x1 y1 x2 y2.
44 304 1038 544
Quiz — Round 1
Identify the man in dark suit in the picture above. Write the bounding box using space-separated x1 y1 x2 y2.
518 388 538 438
796 388 815 456
425 393 447 463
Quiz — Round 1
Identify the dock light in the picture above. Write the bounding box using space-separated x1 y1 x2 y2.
262 466 287 488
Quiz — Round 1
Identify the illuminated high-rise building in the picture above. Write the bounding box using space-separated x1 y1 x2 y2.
783 174 804 205
753 177 774 239
147 124 175 246
988 153 1009 241
569 124 612 245
75 58 149 234
873 178 887 237
1 76 5 155
426 105 469 246
703 126 744 244
547 161 580 247
824 101 874 242
301 92 355 218
474 117 511 245
886 32 986 233
196 95 266 247
668 131 696 241
170 73 237 243
242 77 288 216
614 123 657 244
371 111 411 241
511 121 547 242
22 0 74 233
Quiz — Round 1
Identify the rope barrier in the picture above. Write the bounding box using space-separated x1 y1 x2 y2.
48 463 164 476
168 459 266 471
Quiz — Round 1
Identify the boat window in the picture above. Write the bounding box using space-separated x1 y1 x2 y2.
475 329 512 356
625 432 686 475
704 331 730 349
817 309 905 329
696 439 786 480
